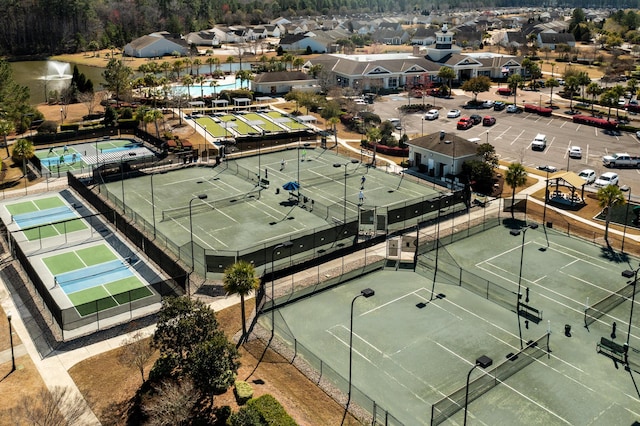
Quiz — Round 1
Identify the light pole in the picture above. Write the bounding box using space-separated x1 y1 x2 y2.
333 159 359 223
189 194 208 274
421 118 424 137
7 312 15 373
463 355 493 426
348 288 375 407
60 107 64 124
271 241 293 338
621 265 640 348
510 223 539 349
120 152 136 214
150 172 156 238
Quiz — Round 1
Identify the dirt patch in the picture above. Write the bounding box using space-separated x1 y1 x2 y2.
69 304 360 425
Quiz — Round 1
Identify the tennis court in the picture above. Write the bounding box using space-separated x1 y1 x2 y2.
40 243 153 317
265 222 640 425
104 149 442 254
5 195 87 240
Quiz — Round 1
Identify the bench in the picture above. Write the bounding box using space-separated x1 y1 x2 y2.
596 337 627 363
518 303 543 324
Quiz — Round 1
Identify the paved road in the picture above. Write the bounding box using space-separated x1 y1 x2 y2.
372 89 640 199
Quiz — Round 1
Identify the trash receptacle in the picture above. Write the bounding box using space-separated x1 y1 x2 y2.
564 324 571 337
546 222 553 228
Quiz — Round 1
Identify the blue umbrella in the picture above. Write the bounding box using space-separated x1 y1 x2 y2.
282 181 300 191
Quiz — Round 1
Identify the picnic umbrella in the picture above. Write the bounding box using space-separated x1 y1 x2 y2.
282 181 300 191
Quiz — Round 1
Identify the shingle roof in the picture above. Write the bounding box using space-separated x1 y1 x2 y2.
408 132 479 157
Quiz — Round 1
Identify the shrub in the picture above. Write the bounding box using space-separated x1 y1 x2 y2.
234 381 253 405
246 394 297 426
60 123 80 132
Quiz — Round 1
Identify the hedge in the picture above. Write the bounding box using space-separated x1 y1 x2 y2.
246 394 297 426
360 140 409 157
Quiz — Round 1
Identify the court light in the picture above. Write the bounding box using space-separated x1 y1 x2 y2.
464 355 493 426
348 288 375 408
188 194 208 298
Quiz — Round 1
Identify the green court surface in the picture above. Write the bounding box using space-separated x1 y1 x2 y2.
242 112 286 133
219 114 260 135
23 219 86 241
41 243 153 317
5 195 89 240
194 116 228 138
265 111 309 130
5 196 65 216
266 224 640 425
103 150 440 252
43 244 117 275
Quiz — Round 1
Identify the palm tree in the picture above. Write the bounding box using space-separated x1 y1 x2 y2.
194 75 206 99
182 75 193 99
292 57 304 70
600 89 618 120
206 57 216 75
565 75 580 112
327 116 340 146
610 84 626 118
160 61 171 79
282 53 295 71
145 109 164 138
577 71 591 100
586 82 601 115
172 60 183 79
438 66 456 96
546 78 560 107
0 119 15 158
192 58 202 76
508 74 522 105
210 80 219 99
12 138 35 178
505 163 527 218
597 184 625 242
225 56 235 74
223 260 260 341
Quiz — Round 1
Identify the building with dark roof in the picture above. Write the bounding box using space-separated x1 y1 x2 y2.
407 131 481 180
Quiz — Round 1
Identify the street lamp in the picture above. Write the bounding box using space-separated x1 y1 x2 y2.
189 194 208 272
150 172 156 238
348 288 375 407
621 265 640 349
421 118 424 137
7 312 15 373
463 355 493 426
333 159 359 223
120 152 136 214
271 241 293 338
509 223 538 349
60 107 64 124
510 223 539 349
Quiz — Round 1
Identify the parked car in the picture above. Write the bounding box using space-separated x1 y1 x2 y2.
506 104 521 113
537 165 557 173
493 101 506 111
578 169 596 184
424 109 439 120
388 118 402 130
594 171 619 187
447 109 461 118
482 100 495 108
636 130 640 139
457 117 473 130
469 114 482 125
568 146 582 159
483 116 496 126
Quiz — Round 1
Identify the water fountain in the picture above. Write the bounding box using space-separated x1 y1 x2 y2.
38 61 72 103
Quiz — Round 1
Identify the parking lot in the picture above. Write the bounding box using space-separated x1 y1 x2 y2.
372 90 640 195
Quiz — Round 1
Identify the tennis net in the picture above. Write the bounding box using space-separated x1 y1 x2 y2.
584 281 637 327
430 332 550 425
161 190 260 221
56 259 128 286
300 171 353 188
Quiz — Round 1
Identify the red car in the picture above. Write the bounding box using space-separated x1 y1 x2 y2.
483 116 496 126
457 117 473 130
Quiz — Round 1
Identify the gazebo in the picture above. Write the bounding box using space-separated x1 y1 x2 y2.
545 171 587 207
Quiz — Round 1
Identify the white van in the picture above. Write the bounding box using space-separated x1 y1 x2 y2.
531 133 547 151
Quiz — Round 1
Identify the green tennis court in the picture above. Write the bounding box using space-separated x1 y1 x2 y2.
265 222 640 425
